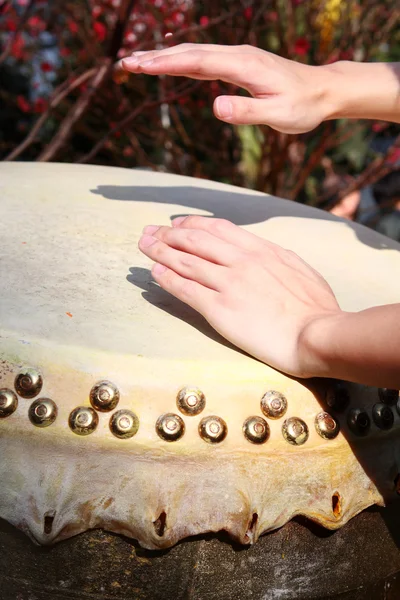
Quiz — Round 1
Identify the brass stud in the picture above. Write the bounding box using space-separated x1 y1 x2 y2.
378 388 399 406
325 381 350 412
0 389 18 418
372 403 394 430
347 408 370 436
110 409 139 439
90 380 120 412
15 368 43 399
314 411 340 440
156 413 185 442
28 398 58 428
243 416 270 444
176 386 206 416
282 417 309 446
261 391 287 419
199 415 227 444
69 406 99 436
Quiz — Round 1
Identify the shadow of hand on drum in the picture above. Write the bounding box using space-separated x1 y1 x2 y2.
127 266 246 356
91 184 392 250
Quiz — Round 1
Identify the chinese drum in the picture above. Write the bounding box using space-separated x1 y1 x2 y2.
1 162 400 599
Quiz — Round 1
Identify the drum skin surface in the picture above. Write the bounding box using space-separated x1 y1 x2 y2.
1 162 400 556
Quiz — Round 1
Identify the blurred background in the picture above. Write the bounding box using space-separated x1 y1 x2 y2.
0 0 399 238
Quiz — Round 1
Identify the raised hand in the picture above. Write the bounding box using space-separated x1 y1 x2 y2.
121 43 332 133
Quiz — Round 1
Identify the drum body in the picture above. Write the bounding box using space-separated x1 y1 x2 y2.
1 163 400 598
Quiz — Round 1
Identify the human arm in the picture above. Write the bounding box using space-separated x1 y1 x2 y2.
121 44 400 132
139 216 400 389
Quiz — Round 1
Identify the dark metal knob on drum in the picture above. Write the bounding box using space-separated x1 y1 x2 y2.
199 415 227 444
156 413 185 442
69 406 99 436
90 380 120 412
110 409 139 439
282 417 309 445
314 411 340 440
260 391 288 419
14 368 43 399
378 388 399 406
0 389 18 418
372 403 394 430
176 386 206 416
28 398 58 427
325 381 350 412
347 408 371 436
243 416 270 444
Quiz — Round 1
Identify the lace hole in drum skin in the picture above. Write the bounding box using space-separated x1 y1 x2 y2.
332 492 341 517
153 511 167 537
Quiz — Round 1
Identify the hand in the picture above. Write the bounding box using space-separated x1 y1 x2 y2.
121 43 332 133
138 216 342 379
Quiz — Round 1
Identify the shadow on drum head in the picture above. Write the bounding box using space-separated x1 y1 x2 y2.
127 266 246 356
91 184 394 250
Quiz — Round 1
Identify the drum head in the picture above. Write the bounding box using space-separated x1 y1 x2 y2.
0 163 400 556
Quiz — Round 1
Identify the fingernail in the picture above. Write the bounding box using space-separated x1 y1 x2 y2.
215 97 232 118
172 217 186 226
143 225 160 235
139 234 157 248
153 263 167 275
122 57 139 68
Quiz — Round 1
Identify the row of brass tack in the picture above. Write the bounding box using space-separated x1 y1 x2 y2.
0 368 399 445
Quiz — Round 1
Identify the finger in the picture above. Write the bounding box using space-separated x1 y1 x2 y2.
123 43 259 65
171 216 277 254
138 234 226 290
151 263 217 315
122 50 260 91
214 95 279 127
143 225 243 266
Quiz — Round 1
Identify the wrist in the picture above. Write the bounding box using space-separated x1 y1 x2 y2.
297 310 349 380
318 60 400 123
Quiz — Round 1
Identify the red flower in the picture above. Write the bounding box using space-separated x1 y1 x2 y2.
10 37 25 60
93 21 107 42
33 97 48 113
27 15 45 30
5 18 17 31
293 37 310 56
199 16 209 26
17 95 30 113
67 19 79 34
40 61 53 72
243 7 253 20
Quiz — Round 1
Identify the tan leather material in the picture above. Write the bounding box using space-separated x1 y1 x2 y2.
1 162 399 549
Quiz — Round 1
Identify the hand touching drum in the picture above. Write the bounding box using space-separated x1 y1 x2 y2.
139 217 340 378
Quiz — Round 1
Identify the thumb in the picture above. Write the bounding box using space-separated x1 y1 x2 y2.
213 95 273 126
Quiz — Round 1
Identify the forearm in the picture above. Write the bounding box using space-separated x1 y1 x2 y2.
321 60 400 123
302 304 400 388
